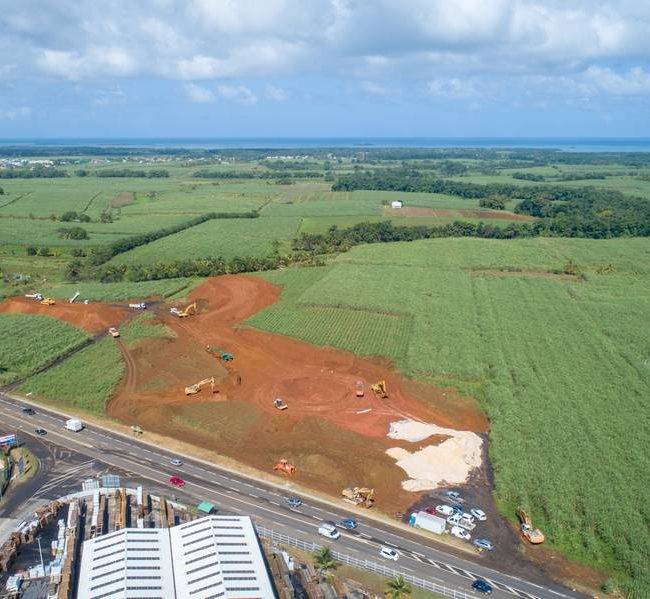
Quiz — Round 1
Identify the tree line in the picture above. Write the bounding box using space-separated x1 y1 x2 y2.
0 167 68 178
76 168 169 178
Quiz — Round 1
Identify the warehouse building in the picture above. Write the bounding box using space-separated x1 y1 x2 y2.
76 515 275 599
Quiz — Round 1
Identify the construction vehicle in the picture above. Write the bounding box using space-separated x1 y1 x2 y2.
69 291 80 303
342 487 375 508
131 425 143 436
129 302 147 310
170 301 197 318
273 458 296 476
40 297 56 306
25 293 44 301
273 398 288 410
517 508 545 544
206 346 234 361
371 380 388 399
185 377 216 396
355 381 365 397
108 327 120 338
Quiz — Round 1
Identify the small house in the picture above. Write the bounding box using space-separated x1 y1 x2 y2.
391 200 403 209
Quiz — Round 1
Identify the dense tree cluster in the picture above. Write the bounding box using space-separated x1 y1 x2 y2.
192 169 322 180
60 211 91 223
94 168 169 178
57 226 88 240
0 167 68 178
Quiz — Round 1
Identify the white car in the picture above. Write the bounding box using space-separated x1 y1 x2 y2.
379 546 400 561
470 508 487 521
170 458 183 467
450 526 471 541
461 512 475 523
318 522 340 540
436 505 455 517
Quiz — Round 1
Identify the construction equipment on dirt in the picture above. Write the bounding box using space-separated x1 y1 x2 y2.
355 381 365 397
273 398 288 411
273 458 296 476
170 301 197 318
131 425 143 436
185 377 216 396
517 508 545 544
342 486 375 508
129 302 147 310
69 291 80 303
371 380 388 399
108 327 120 338
206 346 234 361
40 297 56 306
25 293 44 301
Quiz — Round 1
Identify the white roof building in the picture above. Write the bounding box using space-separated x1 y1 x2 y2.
76 516 275 599
390 200 403 208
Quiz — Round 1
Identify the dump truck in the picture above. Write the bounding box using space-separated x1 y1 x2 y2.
273 458 296 476
129 302 146 310
371 380 388 399
342 487 375 508
65 419 84 432
185 377 216 396
108 327 120 338
25 293 43 301
409 511 446 535
517 508 545 544
170 302 197 318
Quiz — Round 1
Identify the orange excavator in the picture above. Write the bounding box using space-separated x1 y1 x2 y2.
170 302 197 318
185 377 216 396
273 458 296 476
371 380 388 399
517 508 545 544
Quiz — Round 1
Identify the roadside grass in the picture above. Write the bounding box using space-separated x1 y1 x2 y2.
251 237 650 596
43 278 202 302
18 313 174 416
0 314 90 385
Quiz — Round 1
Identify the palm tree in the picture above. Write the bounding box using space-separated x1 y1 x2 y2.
312 546 337 581
385 574 412 598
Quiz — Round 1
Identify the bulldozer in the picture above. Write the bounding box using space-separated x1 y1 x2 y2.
40 298 56 306
273 458 296 476
170 302 197 318
517 508 545 544
185 377 216 396
342 486 375 508
371 380 388 399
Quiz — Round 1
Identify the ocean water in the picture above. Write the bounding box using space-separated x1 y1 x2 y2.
0 137 649 152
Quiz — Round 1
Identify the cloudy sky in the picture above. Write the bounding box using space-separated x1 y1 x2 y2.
0 0 649 138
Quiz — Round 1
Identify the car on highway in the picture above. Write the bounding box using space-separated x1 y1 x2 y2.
22 407 36 415
470 508 487 521
450 525 471 541
379 546 400 561
338 518 358 530
471 579 493 594
34 428 47 436
473 538 494 551
170 458 183 467
169 476 185 488
318 522 340 540
445 490 462 501
434 504 455 517
285 496 302 508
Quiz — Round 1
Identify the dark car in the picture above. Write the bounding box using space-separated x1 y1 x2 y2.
22 407 36 415
471 579 493 594
338 518 358 530
34 428 47 436
285 496 302 508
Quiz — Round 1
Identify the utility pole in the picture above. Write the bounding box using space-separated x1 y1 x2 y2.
37 536 45 575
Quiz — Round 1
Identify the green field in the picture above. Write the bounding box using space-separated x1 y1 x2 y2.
43 278 201 301
0 314 90 385
251 237 650 596
19 313 174 415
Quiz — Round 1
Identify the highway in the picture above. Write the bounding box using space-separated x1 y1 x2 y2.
0 392 585 599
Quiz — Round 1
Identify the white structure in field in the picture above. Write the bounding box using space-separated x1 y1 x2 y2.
76 516 275 599
390 200 403 208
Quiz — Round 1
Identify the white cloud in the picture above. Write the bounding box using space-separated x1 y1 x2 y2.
265 84 289 101
0 106 31 120
583 66 650 96
216 84 257 105
185 82 214 103
426 77 484 99
361 81 397 97
38 48 137 80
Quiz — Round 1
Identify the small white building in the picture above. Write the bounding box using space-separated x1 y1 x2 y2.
390 200 403 209
76 515 275 599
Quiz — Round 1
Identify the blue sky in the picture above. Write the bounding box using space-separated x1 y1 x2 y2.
0 0 649 138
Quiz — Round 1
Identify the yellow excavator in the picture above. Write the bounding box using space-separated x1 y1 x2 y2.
517 508 545 544
185 377 216 396
170 302 197 318
371 380 388 399
40 298 56 306
342 487 375 508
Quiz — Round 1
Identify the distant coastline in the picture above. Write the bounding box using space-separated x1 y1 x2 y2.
0 137 649 152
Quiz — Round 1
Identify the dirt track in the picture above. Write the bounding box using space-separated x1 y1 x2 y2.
104 275 487 512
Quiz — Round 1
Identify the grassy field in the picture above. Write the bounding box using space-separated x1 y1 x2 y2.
19 313 174 415
43 278 202 301
251 237 650 596
0 314 90 385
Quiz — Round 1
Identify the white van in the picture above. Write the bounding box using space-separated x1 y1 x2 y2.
317 522 340 540
65 418 84 432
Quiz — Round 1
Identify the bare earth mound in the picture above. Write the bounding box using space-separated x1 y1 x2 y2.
106 275 488 512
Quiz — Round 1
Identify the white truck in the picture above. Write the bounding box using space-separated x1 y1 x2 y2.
65 418 84 432
409 511 446 535
129 302 147 310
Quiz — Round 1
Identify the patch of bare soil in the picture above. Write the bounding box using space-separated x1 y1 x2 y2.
110 192 135 208
383 206 535 221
